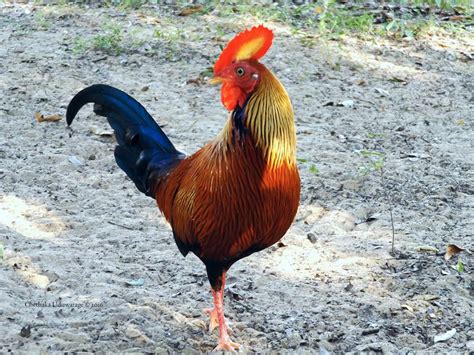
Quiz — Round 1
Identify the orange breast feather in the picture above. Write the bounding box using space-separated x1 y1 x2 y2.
153 137 300 264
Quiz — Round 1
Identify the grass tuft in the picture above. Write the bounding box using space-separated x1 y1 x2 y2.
93 23 124 55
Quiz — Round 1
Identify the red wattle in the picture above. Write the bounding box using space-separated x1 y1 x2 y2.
221 83 245 111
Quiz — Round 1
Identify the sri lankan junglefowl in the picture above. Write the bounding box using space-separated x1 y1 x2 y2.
66 25 300 351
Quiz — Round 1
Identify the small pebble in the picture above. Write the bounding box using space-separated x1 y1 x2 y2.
20 325 31 338
68 155 82 167
307 232 317 244
125 326 141 339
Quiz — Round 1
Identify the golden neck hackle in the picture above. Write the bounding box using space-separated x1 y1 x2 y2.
244 61 296 168
213 61 296 168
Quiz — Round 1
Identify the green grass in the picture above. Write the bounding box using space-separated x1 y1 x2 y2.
319 9 375 38
93 23 124 55
359 150 386 176
72 37 89 55
297 158 320 175
34 11 51 30
154 27 185 42
309 164 319 175
72 22 153 56
70 20 201 57
61 0 471 51
50 0 473 40
403 0 472 11
112 0 146 9
79 0 473 17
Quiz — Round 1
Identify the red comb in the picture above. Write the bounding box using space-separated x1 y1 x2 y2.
214 25 273 74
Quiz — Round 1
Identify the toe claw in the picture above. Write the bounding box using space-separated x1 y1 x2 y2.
214 339 240 352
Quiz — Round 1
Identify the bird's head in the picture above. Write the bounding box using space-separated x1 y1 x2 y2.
210 25 273 111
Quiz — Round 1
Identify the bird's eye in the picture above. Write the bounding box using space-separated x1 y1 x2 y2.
236 67 245 77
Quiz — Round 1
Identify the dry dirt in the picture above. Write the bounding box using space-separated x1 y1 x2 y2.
0 3 473 353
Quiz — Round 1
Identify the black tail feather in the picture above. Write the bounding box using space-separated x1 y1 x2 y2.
66 84 185 197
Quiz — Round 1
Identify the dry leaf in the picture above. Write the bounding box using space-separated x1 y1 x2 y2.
189 319 207 330
460 52 473 61
415 245 439 253
389 76 408 85
337 99 354 108
445 244 464 261
68 155 82 167
374 87 390 97
434 328 456 343
90 126 114 137
125 278 144 287
186 78 203 86
414 294 439 302
445 15 468 22
136 13 160 25
178 5 203 16
35 112 62 123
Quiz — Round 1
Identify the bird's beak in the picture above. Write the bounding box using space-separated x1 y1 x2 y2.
208 76 224 85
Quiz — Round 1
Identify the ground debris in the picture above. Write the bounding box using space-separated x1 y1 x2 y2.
20 325 31 338
434 328 456 343
361 327 380 335
178 5 203 17
35 112 62 122
90 126 114 137
415 245 439 254
444 244 465 261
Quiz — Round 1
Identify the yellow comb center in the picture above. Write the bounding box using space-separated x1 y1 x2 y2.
235 37 265 61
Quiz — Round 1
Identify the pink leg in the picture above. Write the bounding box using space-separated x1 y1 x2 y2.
211 272 239 351
203 271 225 332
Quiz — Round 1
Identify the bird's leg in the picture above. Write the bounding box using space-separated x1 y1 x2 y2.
203 271 226 332
211 272 240 351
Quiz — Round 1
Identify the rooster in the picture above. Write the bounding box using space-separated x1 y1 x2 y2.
66 25 300 351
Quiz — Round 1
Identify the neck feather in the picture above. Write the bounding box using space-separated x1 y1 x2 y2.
244 62 296 168
212 62 296 168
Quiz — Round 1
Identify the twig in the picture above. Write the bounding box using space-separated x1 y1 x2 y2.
91 56 107 63
107 221 136 231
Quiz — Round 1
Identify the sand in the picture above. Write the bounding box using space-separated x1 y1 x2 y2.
0 3 472 353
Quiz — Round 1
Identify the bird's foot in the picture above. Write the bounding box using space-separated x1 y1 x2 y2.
203 307 219 332
204 308 233 334
214 337 240 352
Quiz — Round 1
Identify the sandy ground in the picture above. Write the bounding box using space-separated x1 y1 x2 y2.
0 3 473 353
